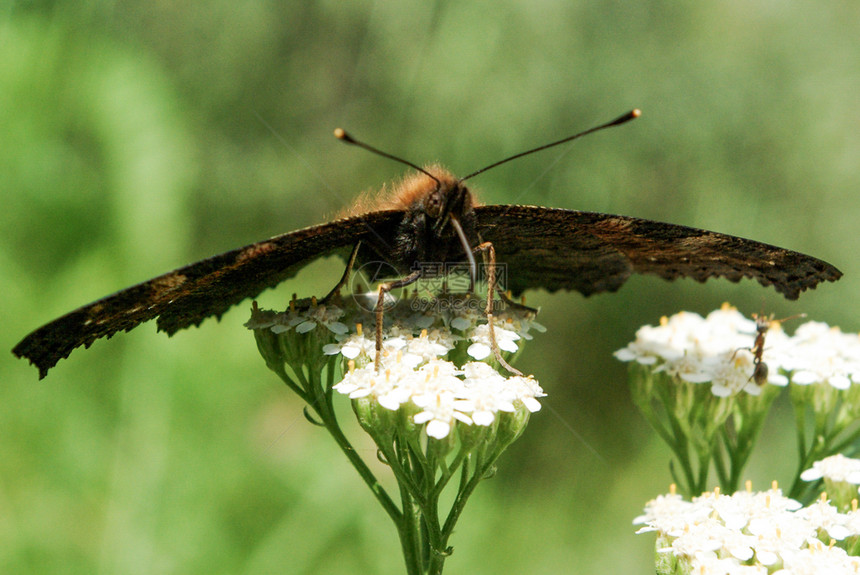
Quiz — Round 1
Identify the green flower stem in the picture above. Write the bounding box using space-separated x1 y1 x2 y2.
398 487 422 575
653 376 700 495
390 430 499 575
418 442 448 565
694 447 712 495
630 365 781 496
788 383 860 501
391 432 452 574
790 390 813 500
406 434 431 478
262 358 308 402
712 441 729 488
392 436 453 575
269 363 403 526
380 439 424 505
830 427 860 458
630 369 689 482
789 421 860 501
441 452 487 545
640 399 696 494
432 449 468 499
422 495 445 572
715 387 780 492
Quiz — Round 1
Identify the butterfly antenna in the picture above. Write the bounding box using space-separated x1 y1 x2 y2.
459 109 641 182
334 128 441 186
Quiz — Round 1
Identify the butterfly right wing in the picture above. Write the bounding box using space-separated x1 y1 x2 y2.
475 205 841 299
13 211 403 378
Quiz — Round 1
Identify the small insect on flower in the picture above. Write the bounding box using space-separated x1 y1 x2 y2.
736 313 805 385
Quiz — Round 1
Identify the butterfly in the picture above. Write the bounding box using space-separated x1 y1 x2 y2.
13 110 842 378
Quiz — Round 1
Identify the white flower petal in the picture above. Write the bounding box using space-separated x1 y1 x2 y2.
521 397 542 412
425 419 451 439
499 338 519 353
800 468 824 481
467 342 491 360
295 320 317 334
327 321 349 335
322 343 342 355
472 411 495 426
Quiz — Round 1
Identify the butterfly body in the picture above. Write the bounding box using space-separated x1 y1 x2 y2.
359 167 478 279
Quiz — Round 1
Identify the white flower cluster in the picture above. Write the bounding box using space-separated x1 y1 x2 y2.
781 322 860 390
247 294 544 363
635 482 860 574
246 294 546 440
615 304 860 396
245 299 349 335
333 354 543 439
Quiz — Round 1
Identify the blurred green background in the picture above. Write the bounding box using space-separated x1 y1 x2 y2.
3 1 858 573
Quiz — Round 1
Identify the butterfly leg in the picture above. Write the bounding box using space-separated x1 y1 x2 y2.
474 241 523 376
471 235 535 313
322 242 362 304
374 269 423 371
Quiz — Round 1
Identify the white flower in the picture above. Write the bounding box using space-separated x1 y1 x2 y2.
332 350 544 439
466 342 491 360
634 491 698 533
616 304 860 395
796 498 851 540
467 323 520 360
781 322 860 389
243 306 281 329
333 360 416 409
691 554 768 575
658 354 716 384
405 329 456 362
800 454 860 484
294 304 349 334
412 369 474 439
324 332 374 358
460 362 515 425
709 352 763 397
245 307 307 334
506 375 545 412
663 517 726 556
496 312 546 341
614 313 702 365
775 541 860 574
449 316 473 331
284 294 549 440
636 484 860 572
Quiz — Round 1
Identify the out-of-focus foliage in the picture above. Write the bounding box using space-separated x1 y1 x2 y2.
3 2 858 573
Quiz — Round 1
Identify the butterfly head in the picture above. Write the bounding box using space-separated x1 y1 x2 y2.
426 173 472 238
388 166 478 284
390 166 475 234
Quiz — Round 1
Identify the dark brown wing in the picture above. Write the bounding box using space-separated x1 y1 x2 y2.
475 205 841 298
13 211 403 378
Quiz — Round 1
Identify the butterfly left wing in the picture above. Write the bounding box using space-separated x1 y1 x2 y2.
475 205 841 299
13 211 403 378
